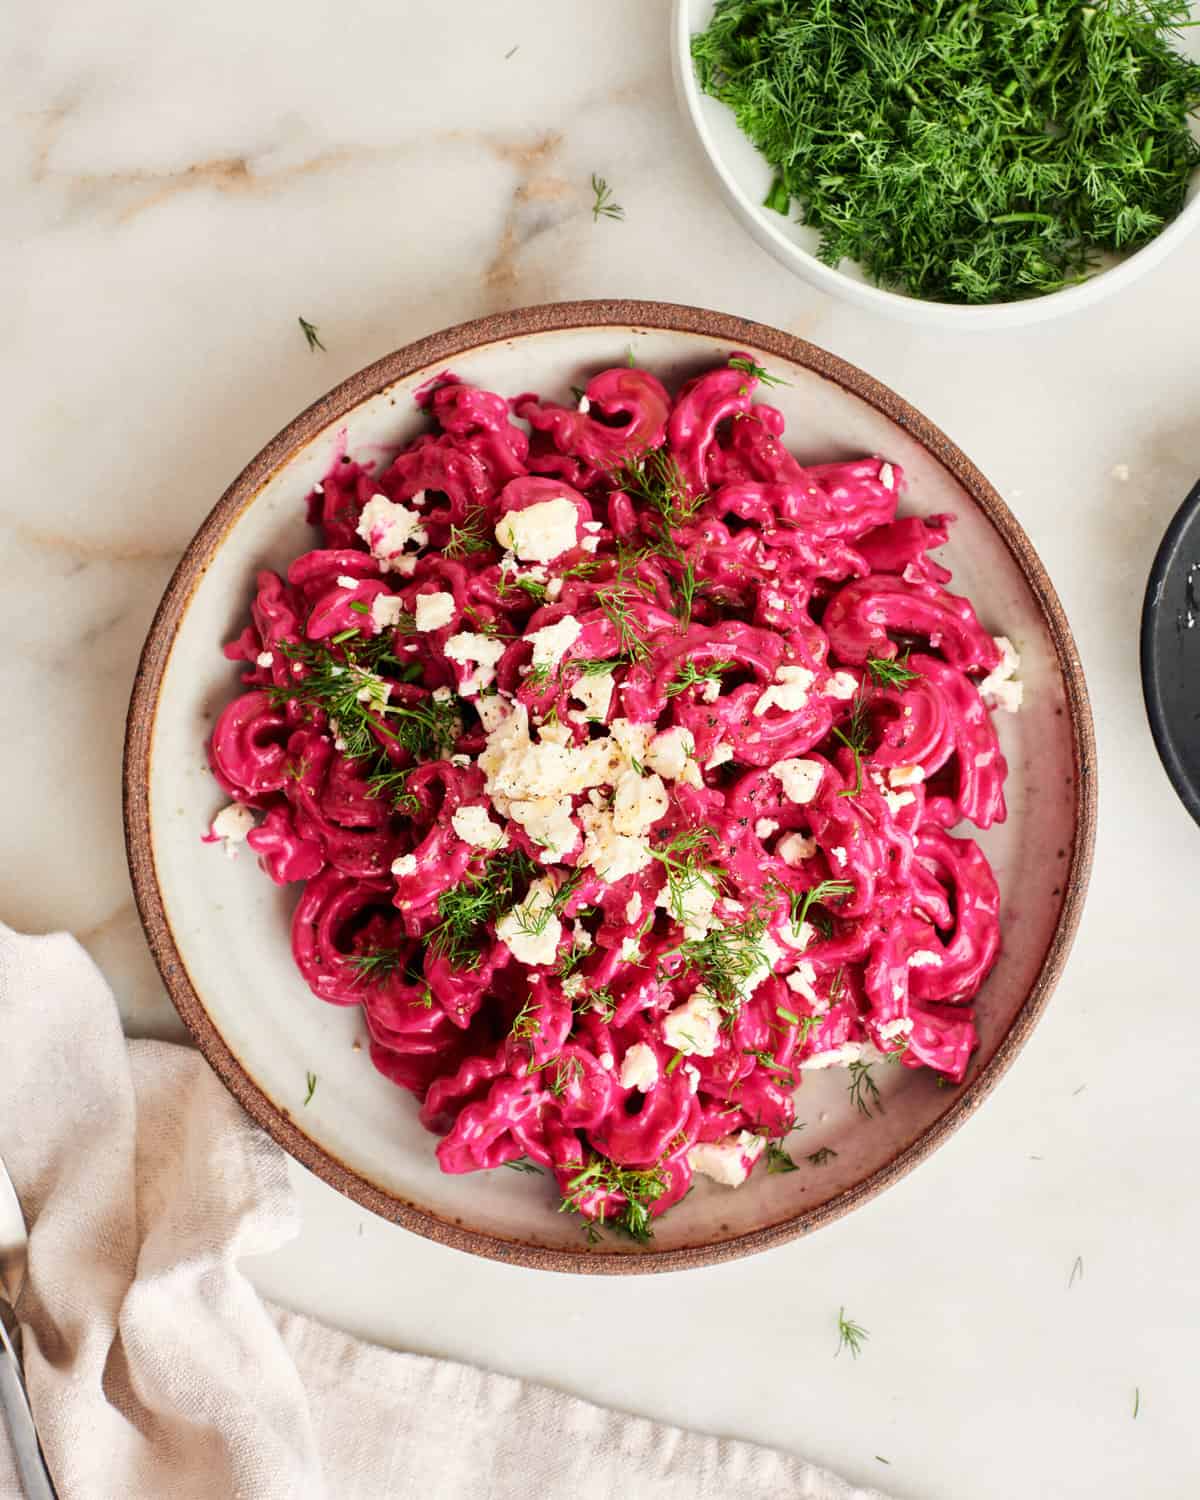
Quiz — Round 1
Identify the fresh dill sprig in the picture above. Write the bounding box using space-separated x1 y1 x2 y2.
664 659 733 698
807 1146 837 1166
503 1157 543 1174
693 0 1200 305
835 1307 869 1360
347 948 406 985
573 656 626 677
596 584 653 661
510 996 541 1042
364 766 421 815
590 173 625 222
790 879 854 928
728 355 788 388
676 912 769 1016
833 690 871 798
298 317 325 352
847 1058 881 1119
303 1071 317 1105
765 1141 798 1174
444 508 491 558
560 1157 666 1243
427 849 539 970
866 654 920 689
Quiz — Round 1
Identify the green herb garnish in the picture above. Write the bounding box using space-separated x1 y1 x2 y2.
303 1071 317 1105
807 1146 837 1166
847 1058 881 1119
427 849 538 970
692 0 1200 305
503 1157 543 1174
835 1307 869 1359
728 355 788 388
590 173 625 222
560 1157 666 1243
664 659 733 698
298 317 325 352
444 508 491 558
790 879 854 929
347 948 406 985
866 654 920 689
765 1141 798 1174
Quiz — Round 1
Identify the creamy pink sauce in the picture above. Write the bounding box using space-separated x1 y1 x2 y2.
208 355 1007 1235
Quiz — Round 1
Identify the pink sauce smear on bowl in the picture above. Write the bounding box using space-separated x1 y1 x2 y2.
206 354 1019 1242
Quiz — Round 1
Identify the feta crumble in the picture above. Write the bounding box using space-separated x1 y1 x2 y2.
444 631 506 695
451 804 507 850
415 591 455 632
777 832 817 866
801 1041 867 1070
495 877 561 966
688 1131 765 1188
494 497 579 563
773 758 823 804
390 853 417 877
356 496 427 568
753 664 816 717
755 818 779 840
526 614 582 668
661 987 723 1057
645 726 696 783
570 670 615 724
978 635 1023 714
824 671 858 701
255 650 274 668
211 803 255 856
370 595 406 632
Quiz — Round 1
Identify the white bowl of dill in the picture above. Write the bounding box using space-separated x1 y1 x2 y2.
674 0 1200 327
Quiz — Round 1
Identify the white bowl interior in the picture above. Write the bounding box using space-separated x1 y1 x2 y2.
147 324 1082 1258
675 0 1200 327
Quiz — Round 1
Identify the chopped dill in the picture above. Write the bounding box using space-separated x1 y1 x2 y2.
806 1146 837 1166
298 317 325 352
303 1071 317 1105
765 1141 798 1174
427 849 538 970
503 1158 542 1174
444 508 491 558
847 1058 882 1119
866 654 920 689
560 1157 666 1243
728 355 788 388
835 1307 869 1360
665 658 733 698
347 948 406 985
590 173 625 222
791 879 854 928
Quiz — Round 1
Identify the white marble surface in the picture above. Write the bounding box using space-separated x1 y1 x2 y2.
5 2 1199 1496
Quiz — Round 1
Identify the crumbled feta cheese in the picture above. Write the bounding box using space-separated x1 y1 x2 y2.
476 693 511 733
683 1063 701 1094
657 869 718 941
570 670 615 724
830 846 849 867
625 893 643 925
909 949 942 969
1112 463 1130 482
496 877 562 966
889 764 924 788
579 803 653 884
352 668 390 712
610 718 654 764
547 578 563 600
979 635 1023 714
561 973 585 999
754 664 816 716
824 671 858 701
618 1042 659 1092
785 960 819 1003
390 853 417 877
688 1131 765 1188
356 496 426 568
577 395 591 415
643 727 693 785
619 935 643 963
612 769 669 836
451 804 507 850
495 498 579 563
432 686 453 702
773 758 823 804
755 818 779 840
801 1041 867 1070
699 677 721 704
255 650 274 669
450 754 470 768
526 614 581 668
878 1016 914 1042
777 832 817 866
581 535 599 552
661 987 723 1057
337 574 361 590
582 520 603 533
444 631 506 695
706 742 734 769
211 803 255 856
599 1052 614 1069
370 595 405 632
879 461 895 491
415 591 455 632
571 921 593 951
780 920 814 952
510 795 578 862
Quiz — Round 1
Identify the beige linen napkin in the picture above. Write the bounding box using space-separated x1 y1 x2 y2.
0 923 892 1500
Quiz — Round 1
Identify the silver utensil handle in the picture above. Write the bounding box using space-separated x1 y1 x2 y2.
0 1321 57 1499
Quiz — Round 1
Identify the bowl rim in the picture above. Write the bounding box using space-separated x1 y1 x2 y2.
671 0 1200 328
123 298 1097 1274
1141 476 1200 826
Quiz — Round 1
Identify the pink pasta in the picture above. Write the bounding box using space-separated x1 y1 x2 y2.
207 353 1017 1242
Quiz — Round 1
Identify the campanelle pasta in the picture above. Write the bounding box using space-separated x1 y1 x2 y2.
207 354 1015 1242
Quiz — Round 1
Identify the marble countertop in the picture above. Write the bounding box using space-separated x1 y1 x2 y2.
6 2 1199 1495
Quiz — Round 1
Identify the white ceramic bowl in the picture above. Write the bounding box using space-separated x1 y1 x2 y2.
125 301 1095 1273
673 0 1200 329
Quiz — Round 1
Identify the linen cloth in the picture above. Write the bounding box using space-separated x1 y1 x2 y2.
0 923 892 1500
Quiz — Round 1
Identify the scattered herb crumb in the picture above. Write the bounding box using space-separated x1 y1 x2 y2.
1133 1386 1141 1419
1073 1084 1087 1096
1068 1255 1083 1289
591 173 625 222
504 44 519 59
875 1456 891 1466
503 1157 543 1175
807 1147 837 1166
303 1071 317 1106
835 1307 869 1359
765 1141 798 1174
298 317 326 353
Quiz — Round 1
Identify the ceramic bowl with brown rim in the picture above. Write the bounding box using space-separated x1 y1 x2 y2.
124 300 1096 1274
